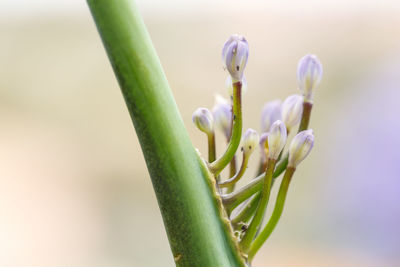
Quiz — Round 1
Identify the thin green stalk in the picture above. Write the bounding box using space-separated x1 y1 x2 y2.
222 173 264 215
219 152 249 188
209 82 242 175
299 101 313 132
247 167 296 261
222 158 288 214
240 159 276 250
231 192 261 226
87 1 245 266
226 155 237 193
208 132 216 163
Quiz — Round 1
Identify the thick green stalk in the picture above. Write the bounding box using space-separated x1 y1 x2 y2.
87 1 245 266
209 82 242 175
247 167 295 261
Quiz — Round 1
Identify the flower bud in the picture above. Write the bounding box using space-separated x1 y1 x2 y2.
282 94 304 131
267 120 287 160
261 100 282 133
288 129 314 168
242 128 259 154
192 107 214 134
259 132 269 160
222 34 249 81
297 54 323 101
212 95 232 138
226 75 248 98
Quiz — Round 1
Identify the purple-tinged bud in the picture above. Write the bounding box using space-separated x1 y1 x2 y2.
259 132 269 160
261 100 282 133
212 95 232 138
267 120 287 160
282 94 304 131
242 128 259 154
222 34 249 81
288 129 314 167
297 54 323 102
226 75 248 98
192 108 214 134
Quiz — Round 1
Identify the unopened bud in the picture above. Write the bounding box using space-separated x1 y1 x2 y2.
261 100 282 133
297 54 323 102
242 128 259 154
192 108 214 134
288 129 314 167
259 132 269 160
212 95 232 138
267 120 287 160
282 94 303 131
222 34 249 81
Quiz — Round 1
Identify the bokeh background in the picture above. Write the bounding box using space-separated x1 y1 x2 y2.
1 0 400 266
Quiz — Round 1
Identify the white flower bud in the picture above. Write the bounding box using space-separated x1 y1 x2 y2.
212 95 232 138
242 128 259 154
261 100 282 133
222 34 249 81
226 75 248 98
297 54 323 101
267 120 287 160
288 129 314 168
282 94 304 130
192 108 214 134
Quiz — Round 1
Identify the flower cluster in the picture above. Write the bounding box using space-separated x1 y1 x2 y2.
191 34 322 263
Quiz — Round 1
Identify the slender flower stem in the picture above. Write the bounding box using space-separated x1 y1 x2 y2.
240 159 276 250
298 101 313 132
207 132 216 163
226 155 237 193
231 192 261 226
219 152 249 188
222 160 286 215
222 173 264 215
247 167 296 261
209 81 242 175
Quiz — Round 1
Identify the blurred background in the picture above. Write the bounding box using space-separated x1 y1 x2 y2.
1 0 400 266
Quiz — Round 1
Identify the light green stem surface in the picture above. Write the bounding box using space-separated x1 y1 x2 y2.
240 159 276 250
87 1 245 266
209 81 242 175
231 193 261 226
219 152 249 188
248 167 295 261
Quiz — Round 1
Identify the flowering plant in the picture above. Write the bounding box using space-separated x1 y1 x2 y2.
88 0 322 265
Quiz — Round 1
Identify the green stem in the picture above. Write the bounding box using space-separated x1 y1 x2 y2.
208 132 216 163
231 192 261 226
219 152 249 188
247 167 295 261
240 159 276 251
222 173 264 215
87 1 245 266
226 155 237 193
209 81 242 175
298 101 313 132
